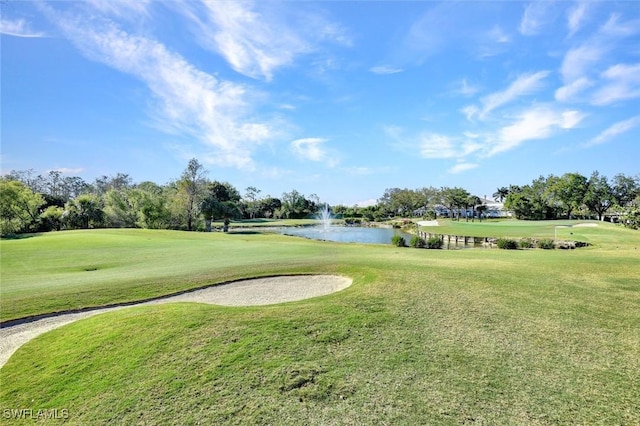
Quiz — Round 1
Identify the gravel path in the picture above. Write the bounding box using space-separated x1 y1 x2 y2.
0 275 352 368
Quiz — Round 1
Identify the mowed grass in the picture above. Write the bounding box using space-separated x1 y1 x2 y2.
1 223 639 424
0 229 342 322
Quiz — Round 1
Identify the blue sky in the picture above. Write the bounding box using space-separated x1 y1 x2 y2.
2 1 639 206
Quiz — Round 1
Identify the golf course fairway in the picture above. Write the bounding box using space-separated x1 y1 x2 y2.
1 222 638 424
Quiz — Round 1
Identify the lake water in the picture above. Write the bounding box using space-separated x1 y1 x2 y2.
279 225 414 245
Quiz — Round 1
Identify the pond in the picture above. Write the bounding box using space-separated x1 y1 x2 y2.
278 225 414 245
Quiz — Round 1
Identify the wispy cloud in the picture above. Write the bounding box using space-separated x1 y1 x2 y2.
291 138 339 167
519 2 554 36
591 63 640 105
0 18 45 37
456 79 480 97
418 134 459 159
567 2 589 37
465 71 550 120
560 42 604 83
555 77 593 102
476 25 512 57
49 167 85 175
176 1 349 81
490 106 585 156
40 3 276 170
600 13 640 37
449 162 478 174
387 127 481 162
585 115 640 147
369 65 403 75
86 0 151 19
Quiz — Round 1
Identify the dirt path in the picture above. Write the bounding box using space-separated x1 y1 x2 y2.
0 275 352 368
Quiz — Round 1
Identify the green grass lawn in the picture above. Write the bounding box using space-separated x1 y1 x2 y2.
1 222 639 424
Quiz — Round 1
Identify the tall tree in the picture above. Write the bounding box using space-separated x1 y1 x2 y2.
467 195 482 222
441 187 470 220
0 179 45 234
504 177 553 220
243 186 262 219
177 159 207 231
104 189 137 228
611 173 640 208
492 187 509 202
64 194 104 229
584 171 614 221
548 172 588 219
281 189 307 219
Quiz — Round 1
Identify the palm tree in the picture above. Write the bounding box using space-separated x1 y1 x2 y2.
493 187 509 202
467 195 482 222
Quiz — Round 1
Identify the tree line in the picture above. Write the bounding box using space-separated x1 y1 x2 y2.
372 171 639 227
1 160 639 235
1 159 329 235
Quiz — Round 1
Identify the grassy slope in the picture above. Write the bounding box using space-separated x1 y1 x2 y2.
1 223 639 424
0 229 342 322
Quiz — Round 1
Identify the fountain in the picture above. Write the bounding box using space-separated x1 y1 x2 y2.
317 205 333 230
280 203 415 244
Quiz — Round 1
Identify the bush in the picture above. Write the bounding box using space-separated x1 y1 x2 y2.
496 238 518 250
391 235 406 247
409 236 425 248
537 239 555 249
519 238 534 249
423 210 436 220
426 235 443 249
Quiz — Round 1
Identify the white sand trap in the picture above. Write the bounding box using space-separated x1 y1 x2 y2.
573 223 599 227
0 275 352 368
417 220 439 227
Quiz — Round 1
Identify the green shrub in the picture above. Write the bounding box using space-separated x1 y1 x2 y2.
496 238 518 249
423 210 436 220
537 239 555 249
391 235 406 247
426 235 443 249
409 236 425 248
519 238 534 249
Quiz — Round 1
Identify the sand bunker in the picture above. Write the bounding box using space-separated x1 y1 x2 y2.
417 220 439 227
0 275 352 368
573 223 599 227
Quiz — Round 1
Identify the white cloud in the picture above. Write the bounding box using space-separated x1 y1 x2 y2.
291 138 339 167
560 43 604 83
278 104 297 111
49 167 85 175
176 1 349 81
488 25 510 44
86 0 151 18
567 2 589 37
0 18 45 37
600 13 640 37
41 4 276 170
555 77 593 102
519 2 553 36
449 162 478 174
369 65 403 75
461 105 480 122
469 71 550 120
591 63 640 105
490 106 585 156
419 134 458 159
457 79 480 97
586 116 640 147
